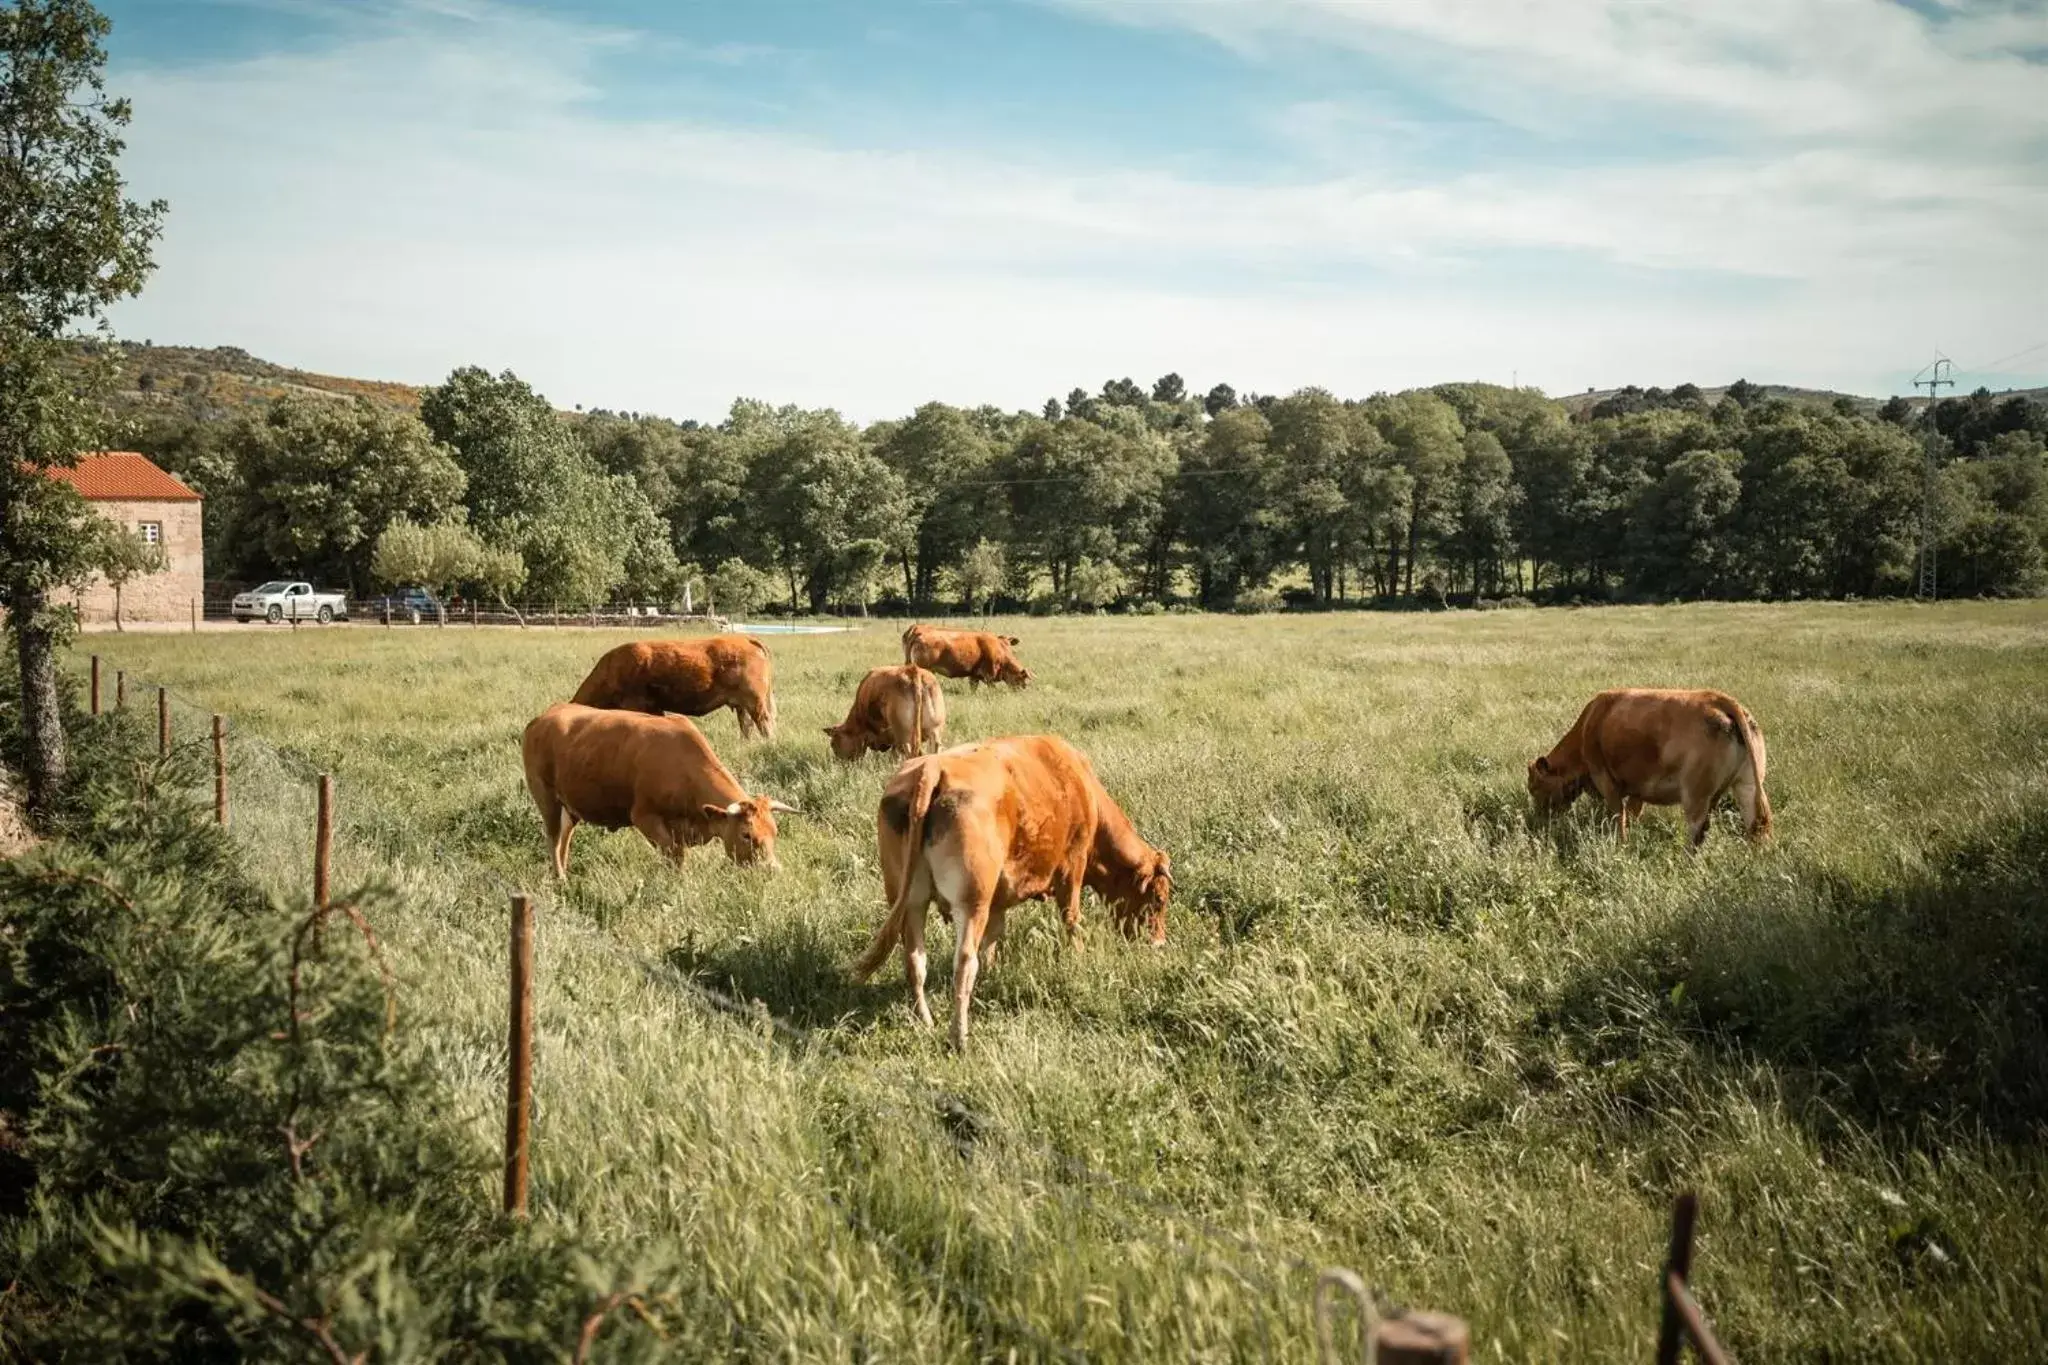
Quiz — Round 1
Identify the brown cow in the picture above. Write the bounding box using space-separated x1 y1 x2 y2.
1527 688 1771 848
851 735 1171 1050
522 702 798 878
901 623 1031 688
571 636 777 739
824 664 946 761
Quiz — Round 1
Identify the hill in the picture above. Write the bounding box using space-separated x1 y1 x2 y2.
1557 380 2048 419
77 341 425 418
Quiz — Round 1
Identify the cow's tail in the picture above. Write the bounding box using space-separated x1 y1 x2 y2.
1714 696 1772 838
901 625 917 665
911 670 925 757
851 760 942 981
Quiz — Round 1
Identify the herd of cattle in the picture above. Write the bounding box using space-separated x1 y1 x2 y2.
521 623 1772 1049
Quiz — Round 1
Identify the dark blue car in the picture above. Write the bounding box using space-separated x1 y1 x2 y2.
371 587 442 623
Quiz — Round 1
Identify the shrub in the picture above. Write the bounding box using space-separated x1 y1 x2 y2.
0 702 673 1360
1230 586 1284 614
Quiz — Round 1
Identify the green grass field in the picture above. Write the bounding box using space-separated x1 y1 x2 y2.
71 602 2048 1361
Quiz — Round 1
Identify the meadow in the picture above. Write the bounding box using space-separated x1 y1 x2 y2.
71 601 2048 1361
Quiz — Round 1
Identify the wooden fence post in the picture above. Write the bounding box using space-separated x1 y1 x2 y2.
314 774 333 909
90 655 100 715
505 892 534 1216
472 600 479 628
212 715 228 826
190 596 198 632
115 669 125 709
157 687 169 758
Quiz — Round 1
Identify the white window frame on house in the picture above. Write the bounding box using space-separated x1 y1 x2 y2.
138 521 162 545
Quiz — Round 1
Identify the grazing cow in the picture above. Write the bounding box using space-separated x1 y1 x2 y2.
522 702 797 878
851 735 1172 1050
825 664 946 761
901 623 1032 688
571 636 777 739
1527 688 1771 848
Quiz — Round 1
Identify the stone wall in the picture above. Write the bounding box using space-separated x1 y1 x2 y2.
69 498 207 624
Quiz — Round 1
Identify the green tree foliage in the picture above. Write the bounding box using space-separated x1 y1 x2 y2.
1001 416 1174 600
736 403 907 613
80 517 166 630
0 0 165 810
419 367 675 606
210 396 466 591
954 538 1006 613
706 556 772 619
1066 557 1127 611
1176 404 1281 606
370 517 485 622
870 401 999 601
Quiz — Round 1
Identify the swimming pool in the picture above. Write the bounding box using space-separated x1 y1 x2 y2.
724 622 860 635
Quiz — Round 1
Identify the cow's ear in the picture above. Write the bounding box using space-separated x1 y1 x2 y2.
701 802 740 822
1533 755 1551 774
1007 636 1020 645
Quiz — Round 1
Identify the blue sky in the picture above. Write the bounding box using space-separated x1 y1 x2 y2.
100 0 2048 420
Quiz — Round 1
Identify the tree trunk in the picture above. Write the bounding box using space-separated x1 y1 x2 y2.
113 581 124 631
1404 517 1419 597
13 589 68 815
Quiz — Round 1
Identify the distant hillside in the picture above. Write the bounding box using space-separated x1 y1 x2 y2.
78 341 424 418
1556 380 2048 419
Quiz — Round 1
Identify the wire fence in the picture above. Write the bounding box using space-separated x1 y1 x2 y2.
74 653 1748 1363
78 660 1395 1362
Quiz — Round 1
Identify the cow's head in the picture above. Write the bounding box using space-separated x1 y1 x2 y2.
822 723 869 762
1526 755 1587 814
1110 849 1172 946
996 658 1033 688
700 795 799 867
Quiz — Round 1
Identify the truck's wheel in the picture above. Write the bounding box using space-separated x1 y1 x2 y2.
408 608 422 625
317 605 333 624
267 604 283 624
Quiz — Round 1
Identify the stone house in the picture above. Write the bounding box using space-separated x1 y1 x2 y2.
50 452 205 624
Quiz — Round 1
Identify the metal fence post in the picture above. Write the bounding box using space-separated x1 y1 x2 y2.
506 892 534 1216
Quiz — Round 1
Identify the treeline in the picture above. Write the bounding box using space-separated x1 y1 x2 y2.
125 365 2048 613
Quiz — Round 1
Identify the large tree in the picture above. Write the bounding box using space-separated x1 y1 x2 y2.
215 396 466 591
419 367 674 606
0 0 165 810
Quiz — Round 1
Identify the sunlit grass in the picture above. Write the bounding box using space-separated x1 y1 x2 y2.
74 600 2048 1361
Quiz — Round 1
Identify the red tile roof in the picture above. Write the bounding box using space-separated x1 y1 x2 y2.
42 451 201 502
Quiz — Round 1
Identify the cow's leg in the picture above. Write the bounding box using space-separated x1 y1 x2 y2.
949 897 991 1052
554 812 579 879
903 900 935 1029
733 703 756 740
1057 875 1086 951
531 783 567 878
979 904 1009 972
631 804 683 864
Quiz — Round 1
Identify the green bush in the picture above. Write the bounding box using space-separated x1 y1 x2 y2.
0 706 675 1361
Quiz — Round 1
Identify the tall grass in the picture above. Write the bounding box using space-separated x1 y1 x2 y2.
73 601 2048 1360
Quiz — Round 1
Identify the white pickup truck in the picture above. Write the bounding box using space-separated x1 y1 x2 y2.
231 580 350 624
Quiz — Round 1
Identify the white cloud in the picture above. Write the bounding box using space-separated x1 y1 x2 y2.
106 0 2048 419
